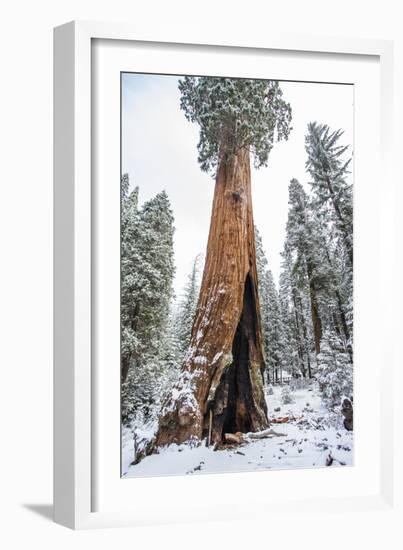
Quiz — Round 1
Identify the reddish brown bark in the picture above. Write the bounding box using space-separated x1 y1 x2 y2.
151 148 269 451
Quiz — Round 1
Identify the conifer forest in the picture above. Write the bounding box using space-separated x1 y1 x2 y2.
121 75 354 476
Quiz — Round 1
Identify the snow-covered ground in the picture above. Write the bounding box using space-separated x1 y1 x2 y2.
122 382 353 478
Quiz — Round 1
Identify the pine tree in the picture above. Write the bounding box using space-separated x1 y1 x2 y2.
267 270 285 382
266 123 354 410
255 228 283 385
121 177 141 383
176 255 202 356
279 246 312 379
317 329 353 407
255 228 271 379
284 177 352 360
305 122 353 266
154 307 182 412
285 178 325 356
281 384 295 405
121 178 176 424
138 190 176 351
305 123 353 356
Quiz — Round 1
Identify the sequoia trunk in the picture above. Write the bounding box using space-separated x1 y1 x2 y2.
152 148 269 450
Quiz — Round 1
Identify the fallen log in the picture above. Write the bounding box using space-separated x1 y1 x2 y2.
271 416 290 424
245 428 287 440
224 428 288 446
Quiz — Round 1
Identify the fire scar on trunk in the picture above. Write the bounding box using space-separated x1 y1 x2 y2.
204 272 268 444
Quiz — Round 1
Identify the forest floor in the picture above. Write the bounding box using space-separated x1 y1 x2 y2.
122 381 353 477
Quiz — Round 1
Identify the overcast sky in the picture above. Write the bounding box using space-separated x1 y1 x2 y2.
122 73 353 297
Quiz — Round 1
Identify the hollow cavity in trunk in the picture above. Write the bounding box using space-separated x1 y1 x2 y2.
207 272 262 442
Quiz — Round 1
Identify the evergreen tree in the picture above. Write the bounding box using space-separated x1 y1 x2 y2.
281 384 295 405
305 123 353 354
265 270 283 383
121 177 176 424
317 329 353 407
160 306 182 378
279 246 312 379
121 178 141 382
255 228 271 378
151 77 293 451
255 228 284 384
138 190 176 351
179 77 292 174
278 122 354 393
285 178 325 356
283 177 353 360
176 255 202 356
305 122 353 266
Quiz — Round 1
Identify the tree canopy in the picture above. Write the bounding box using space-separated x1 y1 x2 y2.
178 76 292 174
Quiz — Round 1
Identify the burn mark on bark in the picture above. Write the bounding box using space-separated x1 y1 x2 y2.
205 272 268 444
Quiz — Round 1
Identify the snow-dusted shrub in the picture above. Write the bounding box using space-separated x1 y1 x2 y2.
281 384 294 404
133 421 158 463
317 329 353 408
290 378 309 392
266 384 274 396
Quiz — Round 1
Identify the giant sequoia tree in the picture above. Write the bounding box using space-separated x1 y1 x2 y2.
150 77 292 450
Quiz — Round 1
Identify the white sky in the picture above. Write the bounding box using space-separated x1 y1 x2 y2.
122 74 353 297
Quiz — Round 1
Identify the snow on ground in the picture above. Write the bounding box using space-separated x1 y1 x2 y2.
122 382 353 478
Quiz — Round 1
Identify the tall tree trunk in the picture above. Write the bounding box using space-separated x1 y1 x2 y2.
151 148 269 450
305 259 322 356
296 295 312 378
291 291 306 377
121 356 130 383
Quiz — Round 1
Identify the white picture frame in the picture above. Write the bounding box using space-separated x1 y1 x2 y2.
54 20 397 530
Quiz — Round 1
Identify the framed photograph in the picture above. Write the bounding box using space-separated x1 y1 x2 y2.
54 21 396 529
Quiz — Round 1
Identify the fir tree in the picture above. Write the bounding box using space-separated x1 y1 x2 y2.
305 122 353 265
265 270 283 383
255 228 271 378
281 384 295 405
121 177 176 424
317 329 353 408
255 228 284 384
305 123 353 352
176 255 202 356
279 246 312 379
285 178 325 356
121 178 141 382
138 190 176 351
